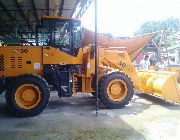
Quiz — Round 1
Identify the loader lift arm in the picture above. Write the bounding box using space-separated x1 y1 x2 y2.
99 48 142 89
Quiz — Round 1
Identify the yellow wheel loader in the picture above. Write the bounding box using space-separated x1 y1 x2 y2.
0 16 179 117
0 16 137 117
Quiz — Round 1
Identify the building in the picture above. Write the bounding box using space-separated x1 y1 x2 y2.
167 44 180 65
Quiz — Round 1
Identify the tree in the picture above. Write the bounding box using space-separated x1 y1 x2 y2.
135 18 180 35
134 17 180 47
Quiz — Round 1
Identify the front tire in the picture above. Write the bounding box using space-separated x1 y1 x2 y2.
5 74 50 117
98 72 134 109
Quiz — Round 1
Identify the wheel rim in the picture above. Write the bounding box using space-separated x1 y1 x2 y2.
107 79 128 101
15 84 41 109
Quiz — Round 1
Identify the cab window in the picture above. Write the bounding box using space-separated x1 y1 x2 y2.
54 22 71 53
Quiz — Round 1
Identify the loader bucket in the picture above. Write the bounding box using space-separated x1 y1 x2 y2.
137 70 180 103
166 66 180 83
81 28 156 61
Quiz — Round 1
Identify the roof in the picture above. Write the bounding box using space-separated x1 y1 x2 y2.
0 0 93 40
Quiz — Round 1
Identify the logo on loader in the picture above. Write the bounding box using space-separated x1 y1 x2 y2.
118 61 133 72
13 49 28 54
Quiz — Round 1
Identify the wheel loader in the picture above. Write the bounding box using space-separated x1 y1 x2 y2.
0 16 179 117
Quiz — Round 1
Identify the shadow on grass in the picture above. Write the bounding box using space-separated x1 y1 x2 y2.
0 117 147 140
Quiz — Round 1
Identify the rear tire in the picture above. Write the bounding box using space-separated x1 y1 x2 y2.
5 74 50 117
98 72 134 109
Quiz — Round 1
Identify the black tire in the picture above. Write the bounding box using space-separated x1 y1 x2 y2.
5 74 50 117
98 72 134 109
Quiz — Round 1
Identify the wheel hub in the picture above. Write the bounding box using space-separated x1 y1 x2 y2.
15 84 41 109
21 89 36 102
110 84 121 95
107 79 128 101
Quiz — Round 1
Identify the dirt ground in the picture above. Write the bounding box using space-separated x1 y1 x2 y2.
0 91 180 140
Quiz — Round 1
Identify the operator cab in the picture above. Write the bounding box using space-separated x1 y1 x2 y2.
41 16 81 56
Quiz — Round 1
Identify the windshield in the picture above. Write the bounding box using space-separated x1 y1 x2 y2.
41 18 81 55
54 22 71 52
73 25 81 49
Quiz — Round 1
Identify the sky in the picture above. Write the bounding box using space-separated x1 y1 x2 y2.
81 0 180 37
